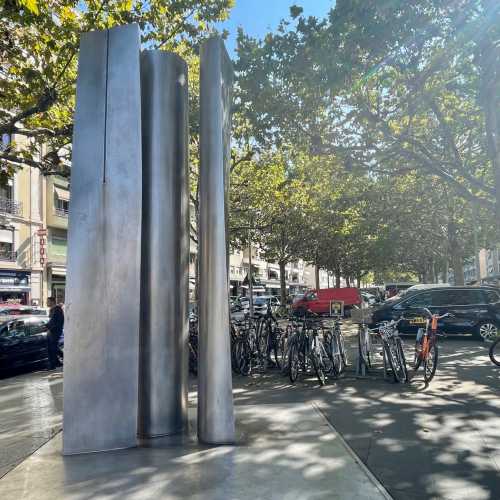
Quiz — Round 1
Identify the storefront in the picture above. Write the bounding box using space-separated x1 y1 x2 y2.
0 271 31 304
48 266 66 304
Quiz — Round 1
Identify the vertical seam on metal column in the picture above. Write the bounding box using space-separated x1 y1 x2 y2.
103 29 110 184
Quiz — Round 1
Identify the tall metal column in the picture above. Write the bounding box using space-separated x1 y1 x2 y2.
198 37 235 444
138 51 189 438
63 24 142 454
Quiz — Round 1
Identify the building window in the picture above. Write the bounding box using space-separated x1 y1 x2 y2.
51 236 67 258
0 227 14 261
0 179 22 216
54 186 70 217
268 269 279 280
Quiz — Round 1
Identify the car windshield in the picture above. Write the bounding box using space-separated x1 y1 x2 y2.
254 298 268 305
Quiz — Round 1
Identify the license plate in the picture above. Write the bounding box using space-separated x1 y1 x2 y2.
408 317 426 325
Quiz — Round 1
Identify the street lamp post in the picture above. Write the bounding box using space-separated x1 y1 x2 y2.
248 227 254 317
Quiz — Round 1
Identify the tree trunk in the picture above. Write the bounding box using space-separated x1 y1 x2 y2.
356 276 361 288
448 221 464 285
194 252 199 301
479 39 500 235
345 276 350 287
279 260 287 306
315 266 320 290
451 252 464 286
442 256 448 283
335 268 341 288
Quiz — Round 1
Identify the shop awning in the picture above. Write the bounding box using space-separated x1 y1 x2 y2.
54 186 70 201
0 229 13 243
0 285 30 292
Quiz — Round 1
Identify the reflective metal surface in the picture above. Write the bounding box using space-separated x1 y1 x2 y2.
139 51 189 438
198 37 235 444
63 24 142 454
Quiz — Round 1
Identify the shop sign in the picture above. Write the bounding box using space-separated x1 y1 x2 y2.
39 231 47 267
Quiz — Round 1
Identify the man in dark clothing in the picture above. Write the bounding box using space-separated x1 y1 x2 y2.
46 297 64 369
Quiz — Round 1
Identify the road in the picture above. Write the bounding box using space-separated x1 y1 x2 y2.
229 333 500 500
1 332 499 499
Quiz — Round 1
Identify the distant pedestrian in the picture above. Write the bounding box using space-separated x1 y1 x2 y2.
46 297 64 370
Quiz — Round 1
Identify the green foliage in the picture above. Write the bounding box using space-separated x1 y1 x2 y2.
0 0 233 175
231 0 500 283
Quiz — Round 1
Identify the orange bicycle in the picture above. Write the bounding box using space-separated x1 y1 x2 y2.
413 308 453 383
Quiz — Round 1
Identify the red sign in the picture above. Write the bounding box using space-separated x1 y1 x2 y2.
37 228 47 237
39 234 46 267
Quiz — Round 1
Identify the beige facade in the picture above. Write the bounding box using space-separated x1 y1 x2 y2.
0 164 44 304
0 156 69 306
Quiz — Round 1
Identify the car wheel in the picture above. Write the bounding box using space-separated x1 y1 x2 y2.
476 322 499 342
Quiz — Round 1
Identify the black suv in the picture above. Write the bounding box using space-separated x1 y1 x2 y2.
371 286 500 340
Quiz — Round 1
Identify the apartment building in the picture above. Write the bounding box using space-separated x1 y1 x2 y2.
0 164 44 304
0 158 69 306
189 241 308 300
45 175 69 303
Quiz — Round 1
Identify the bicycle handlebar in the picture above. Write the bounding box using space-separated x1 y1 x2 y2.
418 308 454 320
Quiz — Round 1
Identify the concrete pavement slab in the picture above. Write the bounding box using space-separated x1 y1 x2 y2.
0 404 390 500
0 368 62 478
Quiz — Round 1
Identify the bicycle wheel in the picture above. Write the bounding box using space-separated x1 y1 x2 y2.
235 339 252 376
423 343 438 383
413 348 422 371
258 328 269 370
489 337 500 366
310 352 326 386
280 334 289 374
328 334 343 376
384 339 405 383
339 331 348 366
358 327 370 369
289 342 300 383
396 337 408 383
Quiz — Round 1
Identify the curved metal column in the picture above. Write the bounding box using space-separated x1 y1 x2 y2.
138 51 189 438
63 24 142 454
198 37 235 444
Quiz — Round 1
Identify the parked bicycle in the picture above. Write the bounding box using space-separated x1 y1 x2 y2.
378 319 408 383
287 311 333 386
412 308 452 384
489 335 500 366
323 318 347 376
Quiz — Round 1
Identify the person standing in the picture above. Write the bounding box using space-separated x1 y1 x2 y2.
46 297 64 369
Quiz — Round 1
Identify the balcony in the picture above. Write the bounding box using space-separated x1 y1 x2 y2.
54 207 69 218
0 197 22 216
0 250 17 262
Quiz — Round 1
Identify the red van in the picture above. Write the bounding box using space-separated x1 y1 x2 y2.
292 288 362 316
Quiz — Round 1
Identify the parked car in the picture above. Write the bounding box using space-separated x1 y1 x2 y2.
0 315 63 371
253 295 281 316
371 286 500 340
361 291 377 306
0 306 47 316
292 288 362 316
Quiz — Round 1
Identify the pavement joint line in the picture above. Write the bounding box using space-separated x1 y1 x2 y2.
0 428 63 481
311 400 394 500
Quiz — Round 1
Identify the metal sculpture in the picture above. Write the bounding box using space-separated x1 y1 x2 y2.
65 25 234 453
63 24 142 455
139 51 189 439
197 37 236 444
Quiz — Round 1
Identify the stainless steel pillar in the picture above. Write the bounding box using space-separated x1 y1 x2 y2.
63 24 142 455
138 51 189 438
198 37 235 444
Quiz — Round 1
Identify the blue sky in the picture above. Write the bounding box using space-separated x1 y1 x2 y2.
218 0 336 55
